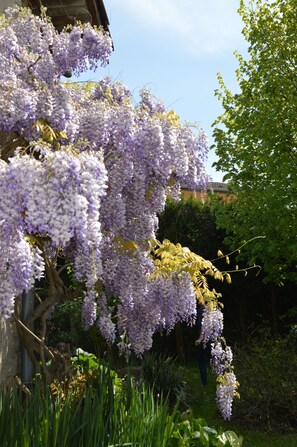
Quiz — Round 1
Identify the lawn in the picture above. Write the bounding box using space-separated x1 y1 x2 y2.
180 364 297 447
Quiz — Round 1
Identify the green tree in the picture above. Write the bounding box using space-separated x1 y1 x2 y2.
212 0 297 283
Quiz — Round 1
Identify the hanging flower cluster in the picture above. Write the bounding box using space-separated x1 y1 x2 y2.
0 7 208 349
200 308 239 420
199 307 224 346
211 338 239 420
149 239 239 420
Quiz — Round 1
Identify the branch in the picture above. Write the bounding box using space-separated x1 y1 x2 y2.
210 236 266 262
14 376 32 398
25 294 57 328
27 56 41 73
223 264 262 276
57 262 72 275
13 315 55 361
40 309 53 383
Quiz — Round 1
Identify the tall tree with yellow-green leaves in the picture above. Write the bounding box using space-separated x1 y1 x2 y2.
212 0 297 283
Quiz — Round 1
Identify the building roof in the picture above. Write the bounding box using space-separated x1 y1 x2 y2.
24 0 110 32
180 181 233 202
207 182 228 193
181 181 228 194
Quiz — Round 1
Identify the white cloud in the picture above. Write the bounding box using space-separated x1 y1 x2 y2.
108 0 245 55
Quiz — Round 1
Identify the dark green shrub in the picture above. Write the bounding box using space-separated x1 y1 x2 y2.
233 328 297 432
46 299 107 356
141 352 187 406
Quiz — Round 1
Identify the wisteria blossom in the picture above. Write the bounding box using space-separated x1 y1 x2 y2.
200 307 224 346
0 6 207 338
216 371 238 420
210 339 233 376
0 6 240 420
205 327 238 420
193 300 238 419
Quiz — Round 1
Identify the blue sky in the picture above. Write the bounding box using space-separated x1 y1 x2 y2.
85 0 248 181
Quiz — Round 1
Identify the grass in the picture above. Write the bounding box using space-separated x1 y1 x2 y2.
180 364 297 447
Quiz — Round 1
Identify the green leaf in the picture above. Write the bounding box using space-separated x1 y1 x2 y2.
217 431 242 447
212 0 297 283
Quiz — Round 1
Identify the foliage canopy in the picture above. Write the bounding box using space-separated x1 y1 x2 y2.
212 0 297 283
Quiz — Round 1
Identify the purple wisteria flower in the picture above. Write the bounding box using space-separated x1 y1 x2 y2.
0 6 112 139
216 371 238 420
200 307 224 346
0 6 241 422
82 290 98 328
0 6 209 357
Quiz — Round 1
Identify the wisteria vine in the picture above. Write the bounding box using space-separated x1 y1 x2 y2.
200 307 239 420
0 6 237 419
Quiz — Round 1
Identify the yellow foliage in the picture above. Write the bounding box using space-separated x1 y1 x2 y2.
151 239 230 308
166 109 180 126
224 273 232 284
35 118 68 145
113 235 139 253
214 270 224 281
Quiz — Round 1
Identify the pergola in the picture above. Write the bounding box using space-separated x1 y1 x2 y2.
24 0 110 32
